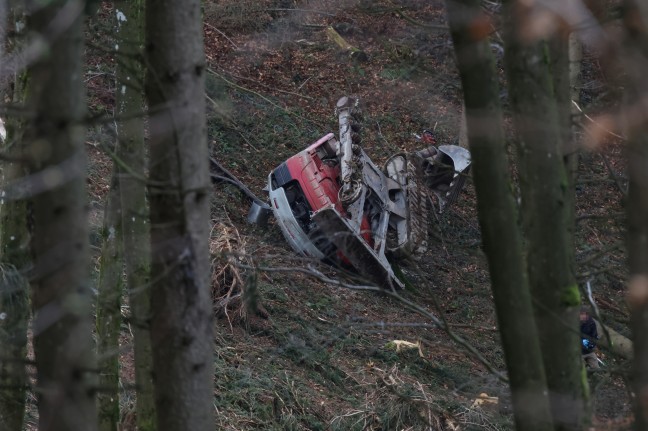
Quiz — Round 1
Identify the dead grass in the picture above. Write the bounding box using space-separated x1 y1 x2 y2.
203 0 277 34
210 219 252 329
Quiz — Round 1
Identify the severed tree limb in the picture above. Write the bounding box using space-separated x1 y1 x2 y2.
325 26 368 61
236 262 508 382
600 152 628 196
348 321 498 332
575 212 625 223
208 157 269 209
583 281 633 360
594 320 633 360
576 241 624 266
205 68 322 127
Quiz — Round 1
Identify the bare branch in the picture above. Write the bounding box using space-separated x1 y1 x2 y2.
236 262 508 382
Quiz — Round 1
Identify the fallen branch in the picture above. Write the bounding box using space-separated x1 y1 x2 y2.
264 8 337 17
572 100 626 140
206 68 322 127
237 262 508 382
350 321 498 332
209 156 269 209
576 241 624 266
599 152 628 196
575 212 625 223
203 22 238 49
325 26 368 61
595 320 633 359
209 67 314 100
584 281 632 359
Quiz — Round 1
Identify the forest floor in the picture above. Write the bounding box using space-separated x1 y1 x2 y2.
67 0 634 430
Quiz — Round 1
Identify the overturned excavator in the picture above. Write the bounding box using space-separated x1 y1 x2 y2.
248 96 471 289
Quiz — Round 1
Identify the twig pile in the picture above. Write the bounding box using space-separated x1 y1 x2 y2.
210 220 251 329
330 364 456 430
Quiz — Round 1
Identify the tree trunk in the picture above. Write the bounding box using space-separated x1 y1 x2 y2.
144 1 214 430
0 266 28 431
0 195 29 431
0 0 7 94
548 30 579 275
626 131 648 431
0 6 29 430
548 25 591 428
0 145 30 431
620 2 648 429
501 1 586 428
445 1 554 429
25 2 98 430
114 0 156 429
96 168 123 431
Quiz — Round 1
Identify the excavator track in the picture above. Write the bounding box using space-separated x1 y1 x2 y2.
404 155 429 257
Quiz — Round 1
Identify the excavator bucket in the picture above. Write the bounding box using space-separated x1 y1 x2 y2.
312 206 404 290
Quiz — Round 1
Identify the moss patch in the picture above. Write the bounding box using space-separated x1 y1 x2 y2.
560 284 581 307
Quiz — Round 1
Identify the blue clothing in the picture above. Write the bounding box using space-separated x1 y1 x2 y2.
580 316 598 354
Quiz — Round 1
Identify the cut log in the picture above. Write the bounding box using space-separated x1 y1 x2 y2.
325 26 368 61
595 320 633 359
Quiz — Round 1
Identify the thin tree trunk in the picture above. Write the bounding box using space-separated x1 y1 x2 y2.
620 2 648 429
549 31 578 272
0 0 7 94
0 106 29 431
114 0 156 428
626 128 648 431
548 25 591 428
567 33 583 261
0 5 29 429
144 1 214 430
501 2 586 428
0 156 29 431
0 264 28 431
96 168 123 431
445 1 554 429
25 2 97 430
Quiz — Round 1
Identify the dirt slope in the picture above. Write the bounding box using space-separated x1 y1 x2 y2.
201 3 504 428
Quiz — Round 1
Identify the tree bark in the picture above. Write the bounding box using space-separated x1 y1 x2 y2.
626 133 648 431
96 168 123 431
144 1 214 430
0 193 29 431
0 7 29 430
445 1 554 429
620 2 648 429
114 1 156 429
594 320 633 360
0 142 30 431
548 30 578 275
501 1 586 428
25 2 97 430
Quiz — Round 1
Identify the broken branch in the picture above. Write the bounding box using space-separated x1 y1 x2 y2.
325 26 368 61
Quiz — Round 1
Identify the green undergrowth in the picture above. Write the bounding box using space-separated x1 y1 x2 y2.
211 268 511 430
206 73 327 180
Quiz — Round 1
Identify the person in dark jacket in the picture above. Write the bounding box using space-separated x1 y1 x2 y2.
580 307 599 369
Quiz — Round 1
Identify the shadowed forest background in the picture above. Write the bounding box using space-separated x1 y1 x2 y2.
1 0 647 430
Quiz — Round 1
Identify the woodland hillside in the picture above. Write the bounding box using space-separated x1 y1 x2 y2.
112 1 628 429
0 0 640 430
